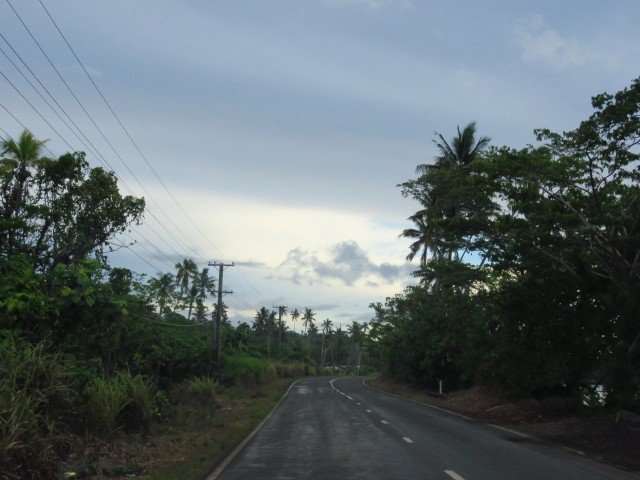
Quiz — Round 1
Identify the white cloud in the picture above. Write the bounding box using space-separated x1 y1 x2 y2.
132 185 410 269
276 240 411 287
514 14 619 70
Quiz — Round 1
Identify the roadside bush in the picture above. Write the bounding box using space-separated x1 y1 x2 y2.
83 370 153 435
0 337 75 479
273 361 306 378
172 376 223 408
219 354 276 387
117 370 153 433
84 376 129 435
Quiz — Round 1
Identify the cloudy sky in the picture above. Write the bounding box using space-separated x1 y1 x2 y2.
1 0 639 328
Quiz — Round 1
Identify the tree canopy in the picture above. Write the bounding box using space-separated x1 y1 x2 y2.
376 77 640 409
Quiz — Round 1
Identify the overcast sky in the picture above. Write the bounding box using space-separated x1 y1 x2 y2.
1 0 639 328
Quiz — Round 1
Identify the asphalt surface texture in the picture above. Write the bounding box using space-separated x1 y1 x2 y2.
209 376 639 480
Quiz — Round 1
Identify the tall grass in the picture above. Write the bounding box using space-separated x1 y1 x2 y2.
83 370 153 435
186 376 222 403
117 370 153 432
273 361 306 378
220 354 277 387
84 376 129 435
0 338 75 479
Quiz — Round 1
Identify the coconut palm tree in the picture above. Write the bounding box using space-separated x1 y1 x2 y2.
290 308 300 334
416 121 490 174
148 272 174 318
302 308 315 337
276 306 288 349
347 321 361 372
400 209 441 266
410 122 491 271
175 258 198 320
267 310 277 357
277 318 289 351
194 267 216 302
333 326 345 366
191 267 215 322
320 318 333 368
1 130 47 252
253 307 270 336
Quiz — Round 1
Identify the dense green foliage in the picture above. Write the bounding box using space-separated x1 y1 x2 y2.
373 78 640 411
0 132 330 478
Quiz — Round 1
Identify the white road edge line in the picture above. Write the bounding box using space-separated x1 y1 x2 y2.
361 379 472 420
444 470 465 480
563 446 585 455
402 436 414 444
488 424 530 438
346 395 354 400
206 379 302 480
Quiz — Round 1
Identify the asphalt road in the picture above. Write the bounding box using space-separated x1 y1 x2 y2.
209 377 639 480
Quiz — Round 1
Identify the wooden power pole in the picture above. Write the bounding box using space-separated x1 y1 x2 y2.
208 261 234 364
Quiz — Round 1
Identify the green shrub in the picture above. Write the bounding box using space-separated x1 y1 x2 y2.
179 376 222 407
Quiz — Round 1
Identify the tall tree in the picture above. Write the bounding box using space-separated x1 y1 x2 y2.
320 318 333 367
347 321 361 371
290 308 300 334
417 121 491 173
253 307 270 337
0 134 144 274
400 210 439 267
175 258 198 320
1 131 46 237
192 267 215 323
401 122 493 284
148 272 175 318
301 308 315 337
479 78 640 404
333 326 345 365
276 306 288 350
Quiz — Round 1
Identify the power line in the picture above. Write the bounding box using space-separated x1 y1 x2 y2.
4 1 203 260
0 101 55 156
33 1 229 269
0 69 75 151
3 2 273 316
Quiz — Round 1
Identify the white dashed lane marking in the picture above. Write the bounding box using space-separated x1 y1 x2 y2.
402 437 414 444
444 470 465 480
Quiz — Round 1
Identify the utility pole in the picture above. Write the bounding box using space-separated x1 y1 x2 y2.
273 305 287 351
209 261 234 364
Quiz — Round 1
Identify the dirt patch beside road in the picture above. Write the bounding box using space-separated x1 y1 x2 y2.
367 378 640 473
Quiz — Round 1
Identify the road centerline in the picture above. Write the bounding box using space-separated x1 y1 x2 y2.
444 470 465 480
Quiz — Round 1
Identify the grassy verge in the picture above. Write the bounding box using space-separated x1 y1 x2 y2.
109 377 296 480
